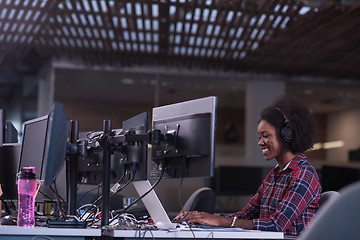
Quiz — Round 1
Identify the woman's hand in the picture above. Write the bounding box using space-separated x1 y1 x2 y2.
173 211 229 227
173 211 254 229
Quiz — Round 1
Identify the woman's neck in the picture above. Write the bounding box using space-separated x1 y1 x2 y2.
276 151 298 171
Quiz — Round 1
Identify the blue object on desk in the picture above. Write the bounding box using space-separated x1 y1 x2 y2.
48 218 86 228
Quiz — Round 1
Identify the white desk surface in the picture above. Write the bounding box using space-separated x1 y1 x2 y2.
0 225 289 239
0 225 101 236
104 228 285 239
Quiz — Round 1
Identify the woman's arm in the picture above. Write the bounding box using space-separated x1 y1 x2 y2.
173 177 266 228
173 211 254 229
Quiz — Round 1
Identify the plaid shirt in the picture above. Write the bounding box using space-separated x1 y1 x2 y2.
224 154 321 235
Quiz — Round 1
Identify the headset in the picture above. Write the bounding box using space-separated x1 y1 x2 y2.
276 107 294 143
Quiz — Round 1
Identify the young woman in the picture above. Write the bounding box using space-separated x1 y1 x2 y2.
174 95 322 236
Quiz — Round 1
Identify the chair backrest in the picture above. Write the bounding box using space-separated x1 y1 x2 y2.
318 190 340 208
298 181 360 240
182 187 216 213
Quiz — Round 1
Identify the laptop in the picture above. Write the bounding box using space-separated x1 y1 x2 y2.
133 180 242 232
132 180 179 230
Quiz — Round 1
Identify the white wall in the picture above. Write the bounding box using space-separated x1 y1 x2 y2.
245 80 285 166
327 108 360 163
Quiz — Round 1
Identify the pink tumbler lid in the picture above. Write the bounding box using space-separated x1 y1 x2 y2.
19 167 36 179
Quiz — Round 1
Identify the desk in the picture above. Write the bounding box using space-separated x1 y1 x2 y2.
0 225 101 240
104 228 287 239
0 225 293 240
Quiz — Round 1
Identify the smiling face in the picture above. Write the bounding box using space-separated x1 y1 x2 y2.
257 120 282 161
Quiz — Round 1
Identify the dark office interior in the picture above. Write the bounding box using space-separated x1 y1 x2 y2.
1 0 360 235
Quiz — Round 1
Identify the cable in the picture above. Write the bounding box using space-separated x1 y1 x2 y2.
95 168 135 209
38 189 53 200
177 157 189 218
79 166 133 222
77 183 102 204
113 213 139 228
49 184 68 219
75 183 102 222
177 158 186 213
53 180 68 220
138 228 155 240
110 164 136 196
77 203 100 223
80 133 111 223
177 157 196 239
108 164 165 226
49 185 66 205
86 131 103 144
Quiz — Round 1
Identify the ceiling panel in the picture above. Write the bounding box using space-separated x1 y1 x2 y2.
1 0 360 113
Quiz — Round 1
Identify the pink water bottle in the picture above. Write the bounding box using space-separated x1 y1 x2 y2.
17 167 37 227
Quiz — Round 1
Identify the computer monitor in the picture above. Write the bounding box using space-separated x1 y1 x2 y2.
5 122 19 143
18 115 48 180
109 112 149 184
0 143 21 200
1 110 19 198
41 103 70 186
0 109 18 144
149 96 217 179
18 103 70 186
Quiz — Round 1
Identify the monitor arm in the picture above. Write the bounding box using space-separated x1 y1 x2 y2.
99 121 178 228
107 128 176 146
67 140 88 159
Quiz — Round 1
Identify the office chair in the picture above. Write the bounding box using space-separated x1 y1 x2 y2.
298 181 360 240
182 187 216 214
318 190 340 208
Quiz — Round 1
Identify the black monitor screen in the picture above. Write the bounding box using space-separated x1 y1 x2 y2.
18 115 48 179
0 143 21 200
1 109 20 199
149 96 217 179
18 103 70 186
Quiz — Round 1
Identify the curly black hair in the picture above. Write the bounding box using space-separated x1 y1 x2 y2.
260 95 316 154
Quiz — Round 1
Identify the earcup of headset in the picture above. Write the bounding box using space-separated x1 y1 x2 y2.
281 126 294 143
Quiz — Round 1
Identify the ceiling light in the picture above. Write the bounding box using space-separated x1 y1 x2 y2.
312 142 322 150
121 78 134 85
323 140 344 149
304 89 314 95
310 140 345 151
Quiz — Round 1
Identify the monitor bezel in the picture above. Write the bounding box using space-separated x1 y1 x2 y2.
18 115 49 180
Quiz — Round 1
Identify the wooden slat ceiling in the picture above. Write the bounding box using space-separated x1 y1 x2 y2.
0 0 360 82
